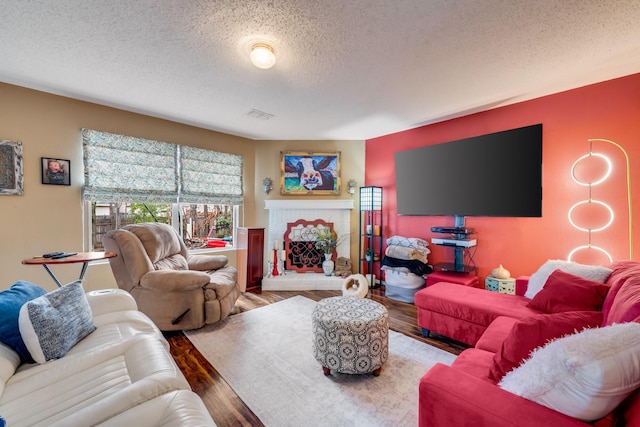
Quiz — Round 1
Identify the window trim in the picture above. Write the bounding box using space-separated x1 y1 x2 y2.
83 202 240 252
82 129 244 253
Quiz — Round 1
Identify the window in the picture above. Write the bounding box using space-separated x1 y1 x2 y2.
82 129 242 251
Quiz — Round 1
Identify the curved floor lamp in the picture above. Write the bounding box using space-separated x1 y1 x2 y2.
568 138 633 263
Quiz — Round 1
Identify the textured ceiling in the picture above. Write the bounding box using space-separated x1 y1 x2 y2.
2 1 640 140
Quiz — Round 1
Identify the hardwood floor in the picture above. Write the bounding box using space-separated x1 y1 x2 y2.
165 288 468 427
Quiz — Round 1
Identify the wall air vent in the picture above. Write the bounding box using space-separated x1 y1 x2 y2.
246 109 274 120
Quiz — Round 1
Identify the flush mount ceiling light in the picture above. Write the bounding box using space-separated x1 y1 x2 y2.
250 43 276 69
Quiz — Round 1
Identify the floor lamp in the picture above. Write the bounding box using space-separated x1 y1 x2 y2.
568 138 633 263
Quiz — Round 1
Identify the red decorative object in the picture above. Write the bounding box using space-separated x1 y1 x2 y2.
271 249 279 276
206 239 227 248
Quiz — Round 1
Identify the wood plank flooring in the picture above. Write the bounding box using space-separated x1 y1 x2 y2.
165 288 468 427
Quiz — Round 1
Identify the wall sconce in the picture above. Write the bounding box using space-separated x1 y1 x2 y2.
347 179 357 195
263 177 273 195
567 138 633 263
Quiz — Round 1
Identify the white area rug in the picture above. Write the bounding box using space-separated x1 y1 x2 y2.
185 296 456 426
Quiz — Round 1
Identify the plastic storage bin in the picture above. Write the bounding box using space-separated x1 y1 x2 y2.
384 270 426 303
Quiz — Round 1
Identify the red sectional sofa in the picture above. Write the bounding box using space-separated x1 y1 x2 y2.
415 260 640 426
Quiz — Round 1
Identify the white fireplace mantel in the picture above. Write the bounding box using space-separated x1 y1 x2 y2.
264 200 354 251
265 199 354 210
263 199 354 290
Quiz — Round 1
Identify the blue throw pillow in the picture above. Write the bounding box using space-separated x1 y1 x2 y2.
0 280 47 363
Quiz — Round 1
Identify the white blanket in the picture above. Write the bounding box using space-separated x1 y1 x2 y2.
386 235 429 249
385 245 429 263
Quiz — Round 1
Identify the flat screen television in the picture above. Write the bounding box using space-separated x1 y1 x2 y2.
394 124 542 218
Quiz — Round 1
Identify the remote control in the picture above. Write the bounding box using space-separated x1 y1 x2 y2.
51 252 78 259
43 252 64 258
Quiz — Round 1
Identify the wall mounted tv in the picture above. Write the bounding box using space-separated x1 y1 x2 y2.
394 123 542 218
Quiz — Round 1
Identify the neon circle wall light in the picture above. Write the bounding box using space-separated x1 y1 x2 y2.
567 138 633 263
568 245 613 264
567 199 614 233
570 152 612 186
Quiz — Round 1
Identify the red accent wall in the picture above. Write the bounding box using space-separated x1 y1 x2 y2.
366 73 640 280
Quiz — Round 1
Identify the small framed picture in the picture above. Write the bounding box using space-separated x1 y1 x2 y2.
41 157 71 186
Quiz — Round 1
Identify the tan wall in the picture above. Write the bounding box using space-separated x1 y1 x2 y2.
0 82 255 291
253 141 366 271
0 82 365 291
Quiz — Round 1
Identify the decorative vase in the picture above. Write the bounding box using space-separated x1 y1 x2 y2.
491 264 510 279
322 253 334 276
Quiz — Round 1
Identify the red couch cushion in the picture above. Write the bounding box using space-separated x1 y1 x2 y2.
616 387 640 426
415 283 540 346
490 310 603 382
527 269 609 313
475 316 519 353
416 283 538 327
451 348 495 383
602 261 640 326
419 363 596 427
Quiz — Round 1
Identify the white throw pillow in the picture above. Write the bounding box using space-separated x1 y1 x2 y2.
524 260 612 299
499 322 640 422
18 281 96 364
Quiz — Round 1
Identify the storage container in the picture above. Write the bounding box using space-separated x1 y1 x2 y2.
384 269 426 303
485 276 516 294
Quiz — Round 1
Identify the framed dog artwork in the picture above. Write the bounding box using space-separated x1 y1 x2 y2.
280 151 341 195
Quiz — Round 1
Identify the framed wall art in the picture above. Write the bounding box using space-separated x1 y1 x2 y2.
280 151 341 195
0 140 24 195
41 157 71 186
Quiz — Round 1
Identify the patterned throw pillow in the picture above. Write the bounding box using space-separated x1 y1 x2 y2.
385 235 429 249
18 280 96 364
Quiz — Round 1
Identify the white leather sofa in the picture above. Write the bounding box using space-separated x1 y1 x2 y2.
0 289 215 427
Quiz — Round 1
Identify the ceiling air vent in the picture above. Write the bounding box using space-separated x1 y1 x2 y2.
246 109 274 120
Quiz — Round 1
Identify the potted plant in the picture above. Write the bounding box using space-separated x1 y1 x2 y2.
365 247 373 262
315 229 346 276
315 229 339 256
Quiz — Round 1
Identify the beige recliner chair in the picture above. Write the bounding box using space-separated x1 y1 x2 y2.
103 222 241 331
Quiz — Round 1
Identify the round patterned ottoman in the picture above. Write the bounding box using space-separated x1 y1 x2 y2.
312 295 389 376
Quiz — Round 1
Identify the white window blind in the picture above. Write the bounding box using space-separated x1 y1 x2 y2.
82 129 243 204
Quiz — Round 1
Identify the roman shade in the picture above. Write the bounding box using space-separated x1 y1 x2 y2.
82 129 243 205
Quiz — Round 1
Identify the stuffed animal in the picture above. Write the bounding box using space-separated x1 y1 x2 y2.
334 256 352 277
